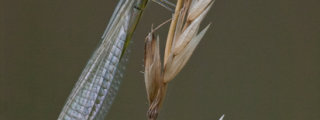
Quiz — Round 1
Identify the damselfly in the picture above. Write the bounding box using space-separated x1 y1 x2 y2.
58 0 175 119
58 0 150 120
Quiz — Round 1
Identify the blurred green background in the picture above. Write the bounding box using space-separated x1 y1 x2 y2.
1 0 320 120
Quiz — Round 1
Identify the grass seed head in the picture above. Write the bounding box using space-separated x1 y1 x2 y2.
144 0 214 119
163 0 214 83
144 32 162 103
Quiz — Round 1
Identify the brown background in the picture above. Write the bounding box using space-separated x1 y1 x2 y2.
1 0 320 120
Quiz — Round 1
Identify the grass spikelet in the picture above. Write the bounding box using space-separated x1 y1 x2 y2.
144 0 214 119
144 31 162 104
164 0 213 83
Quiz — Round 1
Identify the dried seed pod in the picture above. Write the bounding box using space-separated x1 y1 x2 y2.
164 24 211 83
144 32 162 103
174 0 213 55
144 32 167 120
144 0 214 119
163 0 213 83
188 0 213 21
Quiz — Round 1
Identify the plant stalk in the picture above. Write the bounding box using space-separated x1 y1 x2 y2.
164 0 184 64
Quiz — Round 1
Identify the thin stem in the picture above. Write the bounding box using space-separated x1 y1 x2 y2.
164 0 184 65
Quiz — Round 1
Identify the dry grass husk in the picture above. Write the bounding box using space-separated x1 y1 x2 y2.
144 0 214 119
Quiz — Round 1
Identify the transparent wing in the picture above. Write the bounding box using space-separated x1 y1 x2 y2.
58 0 147 120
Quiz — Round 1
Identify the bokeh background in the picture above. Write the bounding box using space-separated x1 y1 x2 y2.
1 0 320 120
